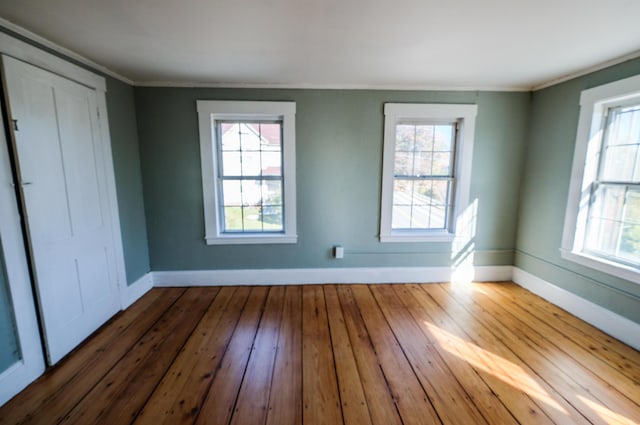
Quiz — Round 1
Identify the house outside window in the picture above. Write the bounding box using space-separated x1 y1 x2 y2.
197 101 297 245
380 103 477 243
562 74 640 283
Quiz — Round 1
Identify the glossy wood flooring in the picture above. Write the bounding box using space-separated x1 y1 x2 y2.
2 282 640 425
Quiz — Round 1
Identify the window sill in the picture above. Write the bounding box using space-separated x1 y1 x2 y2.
559 248 640 285
380 231 455 243
205 234 298 245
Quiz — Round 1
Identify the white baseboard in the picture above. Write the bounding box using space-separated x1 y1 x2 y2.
512 267 640 351
151 265 513 287
120 272 153 309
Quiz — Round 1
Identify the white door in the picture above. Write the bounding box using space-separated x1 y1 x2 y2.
0 104 44 405
2 55 121 364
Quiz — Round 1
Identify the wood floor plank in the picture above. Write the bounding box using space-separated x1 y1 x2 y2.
0 287 185 425
265 286 303 425
488 282 640 378
348 285 442 425
501 282 640 367
435 283 640 425
416 284 574 424
336 287 403 425
302 285 343 425
133 286 250 425
479 282 640 405
194 286 269 425
376 284 517 425
393 284 530 425
3 283 640 425
59 287 218 425
230 286 286 425
453 283 640 420
324 285 373 425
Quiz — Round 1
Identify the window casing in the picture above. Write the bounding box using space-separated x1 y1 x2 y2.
197 101 297 244
562 74 640 283
380 103 477 242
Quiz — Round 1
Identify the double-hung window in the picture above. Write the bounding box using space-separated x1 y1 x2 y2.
380 103 477 242
562 74 640 282
197 101 297 244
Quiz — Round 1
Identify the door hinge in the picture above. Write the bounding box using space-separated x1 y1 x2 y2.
12 119 18 131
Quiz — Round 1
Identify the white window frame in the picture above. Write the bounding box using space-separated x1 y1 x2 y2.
562 74 640 284
197 100 297 245
380 103 477 243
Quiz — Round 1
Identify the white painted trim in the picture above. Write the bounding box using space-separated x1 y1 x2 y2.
0 18 133 85
561 74 640 284
151 265 512 287
120 273 153 309
379 103 477 242
0 31 106 92
0 103 45 406
512 267 640 351
197 100 297 245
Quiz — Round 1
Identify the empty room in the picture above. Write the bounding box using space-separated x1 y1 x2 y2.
0 1 640 424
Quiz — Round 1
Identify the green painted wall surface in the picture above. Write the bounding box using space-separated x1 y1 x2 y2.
106 78 151 284
135 88 529 271
516 58 640 323
0 244 20 372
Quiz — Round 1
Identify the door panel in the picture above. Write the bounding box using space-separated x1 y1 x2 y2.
2 55 120 364
0 95 44 405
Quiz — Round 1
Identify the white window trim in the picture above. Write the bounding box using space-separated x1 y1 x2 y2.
561 74 640 284
380 103 477 243
197 100 297 245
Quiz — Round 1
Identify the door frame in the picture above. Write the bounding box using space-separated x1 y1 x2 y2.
0 31 129 309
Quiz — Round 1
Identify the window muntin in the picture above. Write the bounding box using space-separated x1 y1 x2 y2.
379 103 477 243
217 121 284 233
197 100 296 245
391 122 457 230
583 104 640 265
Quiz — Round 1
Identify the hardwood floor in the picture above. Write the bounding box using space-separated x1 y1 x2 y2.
2 282 640 424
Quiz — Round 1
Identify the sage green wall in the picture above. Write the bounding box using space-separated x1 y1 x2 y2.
106 78 151 285
516 58 640 323
135 88 529 271
0 244 20 372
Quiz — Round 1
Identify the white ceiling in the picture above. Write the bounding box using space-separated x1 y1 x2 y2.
1 0 639 90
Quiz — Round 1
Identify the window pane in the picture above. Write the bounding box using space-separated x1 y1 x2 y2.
393 180 412 205
601 145 637 181
262 206 283 230
410 205 430 228
429 204 446 229
241 180 261 206
432 152 451 176
224 206 243 231
220 122 240 150
394 152 414 175
241 152 261 176
431 180 450 205
261 152 281 176
434 125 453 151
222 180 242 206
413 152 432 176
395 125 415 151
222 152 241 176
263 180 282 206
585 184 640 264
239 124 261 151
243 206 263 230
392 205 412 228
414 125 435 151
413 180 431 206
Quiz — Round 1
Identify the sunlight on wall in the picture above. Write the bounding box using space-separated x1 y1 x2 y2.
451 199 478 285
